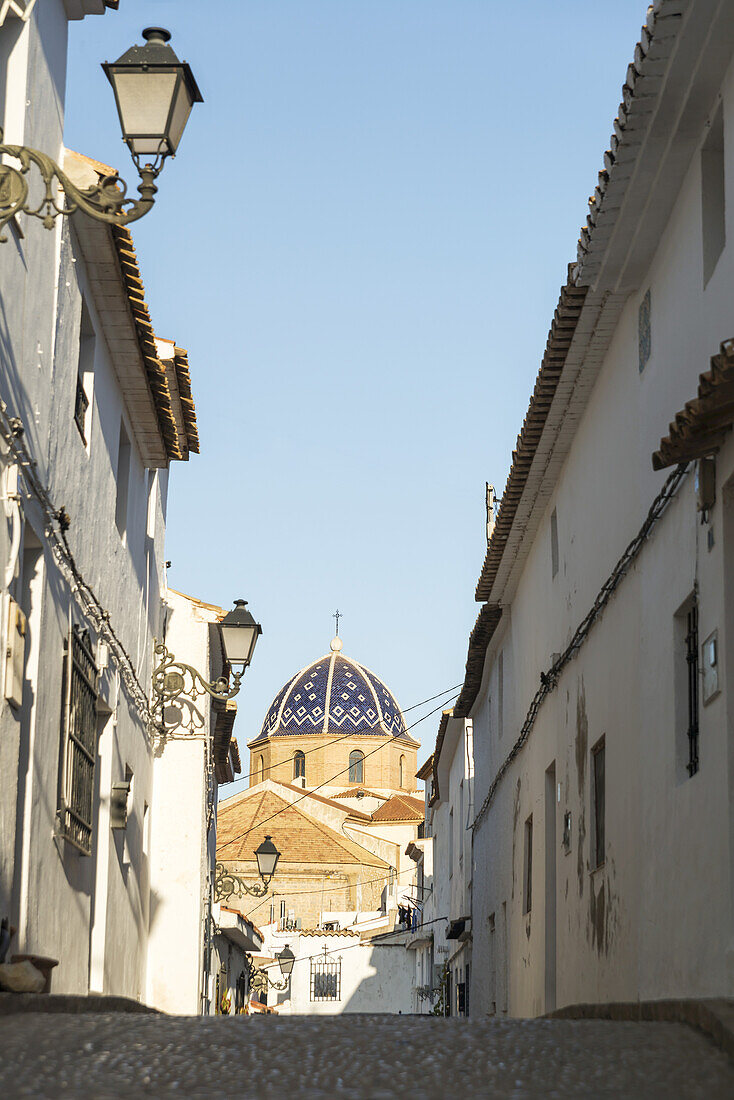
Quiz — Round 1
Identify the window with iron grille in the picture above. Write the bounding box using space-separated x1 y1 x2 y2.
58 626 98 854
293 750 305 780
310 953 341 1001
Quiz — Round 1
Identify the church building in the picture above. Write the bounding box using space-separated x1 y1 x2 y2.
216 636 424 1013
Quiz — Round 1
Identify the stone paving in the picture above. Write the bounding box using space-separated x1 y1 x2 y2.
1 1013 733 1098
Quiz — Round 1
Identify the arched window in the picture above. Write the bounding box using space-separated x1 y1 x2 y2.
258 755 264 783
399 754 406 788
294 750 306 780
349 749 364 784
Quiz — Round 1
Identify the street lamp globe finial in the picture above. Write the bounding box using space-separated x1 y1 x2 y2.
142 27 172 44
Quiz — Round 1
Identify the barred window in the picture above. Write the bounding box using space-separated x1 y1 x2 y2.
294 750 305 780
310 954 341 1002
58 626 98 854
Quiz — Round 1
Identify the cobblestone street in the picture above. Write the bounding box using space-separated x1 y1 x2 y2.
0 1013 733 1098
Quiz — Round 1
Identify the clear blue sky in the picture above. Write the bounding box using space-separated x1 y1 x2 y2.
65 1 647 785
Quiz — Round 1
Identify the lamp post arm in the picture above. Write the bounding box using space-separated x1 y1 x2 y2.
0 127 158 242
152 642 243 710
214 861 269 903
245 955 288 993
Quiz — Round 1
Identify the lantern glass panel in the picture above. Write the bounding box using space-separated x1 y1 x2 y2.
167 75 196 152
220 622 258 667
109 69 178 155
255 836 279 881
278 946 295 977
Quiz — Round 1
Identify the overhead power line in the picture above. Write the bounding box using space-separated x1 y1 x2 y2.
224 681 463 788
218 693 458 852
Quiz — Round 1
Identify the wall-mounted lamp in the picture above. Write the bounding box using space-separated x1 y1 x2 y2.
248 943 295 994
152 599 262 721
0 27 202 241
214 836 281 902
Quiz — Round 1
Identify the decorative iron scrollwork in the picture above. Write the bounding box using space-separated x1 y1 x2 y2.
214 861 268 902
0 126 159 242
245 953 288 992
152 642 243 710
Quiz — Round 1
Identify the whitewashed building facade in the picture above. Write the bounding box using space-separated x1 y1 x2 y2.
146 589 251 1016
461 0 734 1017
0 1 214 1005
407 711 473 1015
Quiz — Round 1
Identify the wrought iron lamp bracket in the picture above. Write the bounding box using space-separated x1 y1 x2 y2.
245 954 288 992
214 861 269 903
0 126 161 242
152 642 243 712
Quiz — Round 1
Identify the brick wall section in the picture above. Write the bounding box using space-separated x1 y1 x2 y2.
225 865 386 930
249 733 419 795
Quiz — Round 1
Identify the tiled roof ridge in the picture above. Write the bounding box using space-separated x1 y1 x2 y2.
109 225 197 462
454 604 503 720
273 780 372 821
173 346 200 454
652 337 734 469
167 587 226 616
431 709 453 775
475 3 687 604
475 277 587 601
573 0 683 279
298 928 361 937
332 787 389 801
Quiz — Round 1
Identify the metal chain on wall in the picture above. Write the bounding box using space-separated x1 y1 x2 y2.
0 401 151 724
472 460 690 830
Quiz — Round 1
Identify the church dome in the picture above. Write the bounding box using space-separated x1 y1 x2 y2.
255 639 407 742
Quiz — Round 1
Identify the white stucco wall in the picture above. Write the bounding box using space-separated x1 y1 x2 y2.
471 36 734 1017
146 589 229 1015
263 930 415 1015
0 4 188 1003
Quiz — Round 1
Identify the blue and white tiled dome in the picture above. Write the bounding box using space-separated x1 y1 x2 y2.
255 638 407 742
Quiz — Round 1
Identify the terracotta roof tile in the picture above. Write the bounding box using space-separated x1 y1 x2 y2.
474 277 587 602
298 929 360 937
217 788 388 867
370 795 424 823
274 781 372 821
331 788 388 801
653 338 734 469
453 604 503 720
109 225 199 462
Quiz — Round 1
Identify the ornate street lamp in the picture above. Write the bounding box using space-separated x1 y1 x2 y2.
214 836 281 902
247 944 295 994
276 944 295 980
219 600 262 671
0 27 202 241
152 599 263 717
